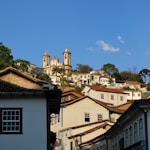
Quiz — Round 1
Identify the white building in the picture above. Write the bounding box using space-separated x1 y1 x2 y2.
51 93 130 150
58 120 113 150
71 71 114 86
80 99 150 150
82 85 128 106
0 79 62 150
124 90 142 100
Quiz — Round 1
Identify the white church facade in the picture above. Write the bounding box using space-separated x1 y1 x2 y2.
42 48 72 85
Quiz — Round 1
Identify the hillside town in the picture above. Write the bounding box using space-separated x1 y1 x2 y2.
42 49 150 150
0 46 150 150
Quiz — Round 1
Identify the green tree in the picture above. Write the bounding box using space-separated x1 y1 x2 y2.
76 64 93 73
14 59 30 72
101 63 119 75
52 67 65 77
120 71 143 83
111 72 122 80
0 42 14 70
139 68 150 83
146 82 150 91
30 67 50 82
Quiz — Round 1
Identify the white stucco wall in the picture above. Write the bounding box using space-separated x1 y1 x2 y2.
64 99 109 127
82 87 127 106
0 96 47 150
125 90 142 100
51 97 110 132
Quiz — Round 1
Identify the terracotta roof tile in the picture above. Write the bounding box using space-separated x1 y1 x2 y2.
68 122 112 139
0 79 29 92
87 85 125 94
0 66 47 85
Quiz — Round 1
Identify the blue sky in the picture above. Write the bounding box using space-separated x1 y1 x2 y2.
1 0 150 72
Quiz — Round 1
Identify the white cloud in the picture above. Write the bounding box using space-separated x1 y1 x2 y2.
127 51 132 56
146 50 150 55
96 40 120 52
117 35 125 44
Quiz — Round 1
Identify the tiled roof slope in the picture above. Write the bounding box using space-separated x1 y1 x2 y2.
61 90 84 103
62 90 83 97
68 122 112 138
0 79 57 93
0 66 47 85
61 96 128 114
59 120 110 132
0 80 62 115
0 79 29 92
87 85 125 94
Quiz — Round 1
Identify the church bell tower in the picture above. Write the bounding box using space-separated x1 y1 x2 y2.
63 48 71 74
42 51 49 68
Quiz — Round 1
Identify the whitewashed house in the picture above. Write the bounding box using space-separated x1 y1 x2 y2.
0 79 61 150
57 120 113 150
124 90 142 100
71 70 114 87
51 94 130 150
82 85 128 106
80 99 150 150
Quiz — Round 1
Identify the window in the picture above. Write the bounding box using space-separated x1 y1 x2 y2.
70 141 73 150
125 129 128 146
129 126 133 144
111 95 114 100
57 114 60 123
84 113 90 122
134 122 138 143
0 108 22 134
139 118 143 140
101 94 104 99
120 96 123 101
97 114 103 121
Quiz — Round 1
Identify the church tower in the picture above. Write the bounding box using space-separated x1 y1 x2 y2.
42 51 49 68
63 48 71 74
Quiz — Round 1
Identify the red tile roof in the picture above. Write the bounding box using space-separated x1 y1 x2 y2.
68 122 112 139
0 66 47 85
61 96 127 114
86 85 125 94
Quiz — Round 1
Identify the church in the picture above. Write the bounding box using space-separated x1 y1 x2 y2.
42 48 72 84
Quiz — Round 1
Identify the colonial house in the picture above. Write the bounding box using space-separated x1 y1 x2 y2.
0 79 62 150
125 81 141 90
56 120 113 150
80 99 150 150
51 94 131 150
81 85 128 106
124 89 142 101
71 72 114 87
0 66 48 89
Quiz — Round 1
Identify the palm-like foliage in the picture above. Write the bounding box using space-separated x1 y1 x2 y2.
139 69 150 83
